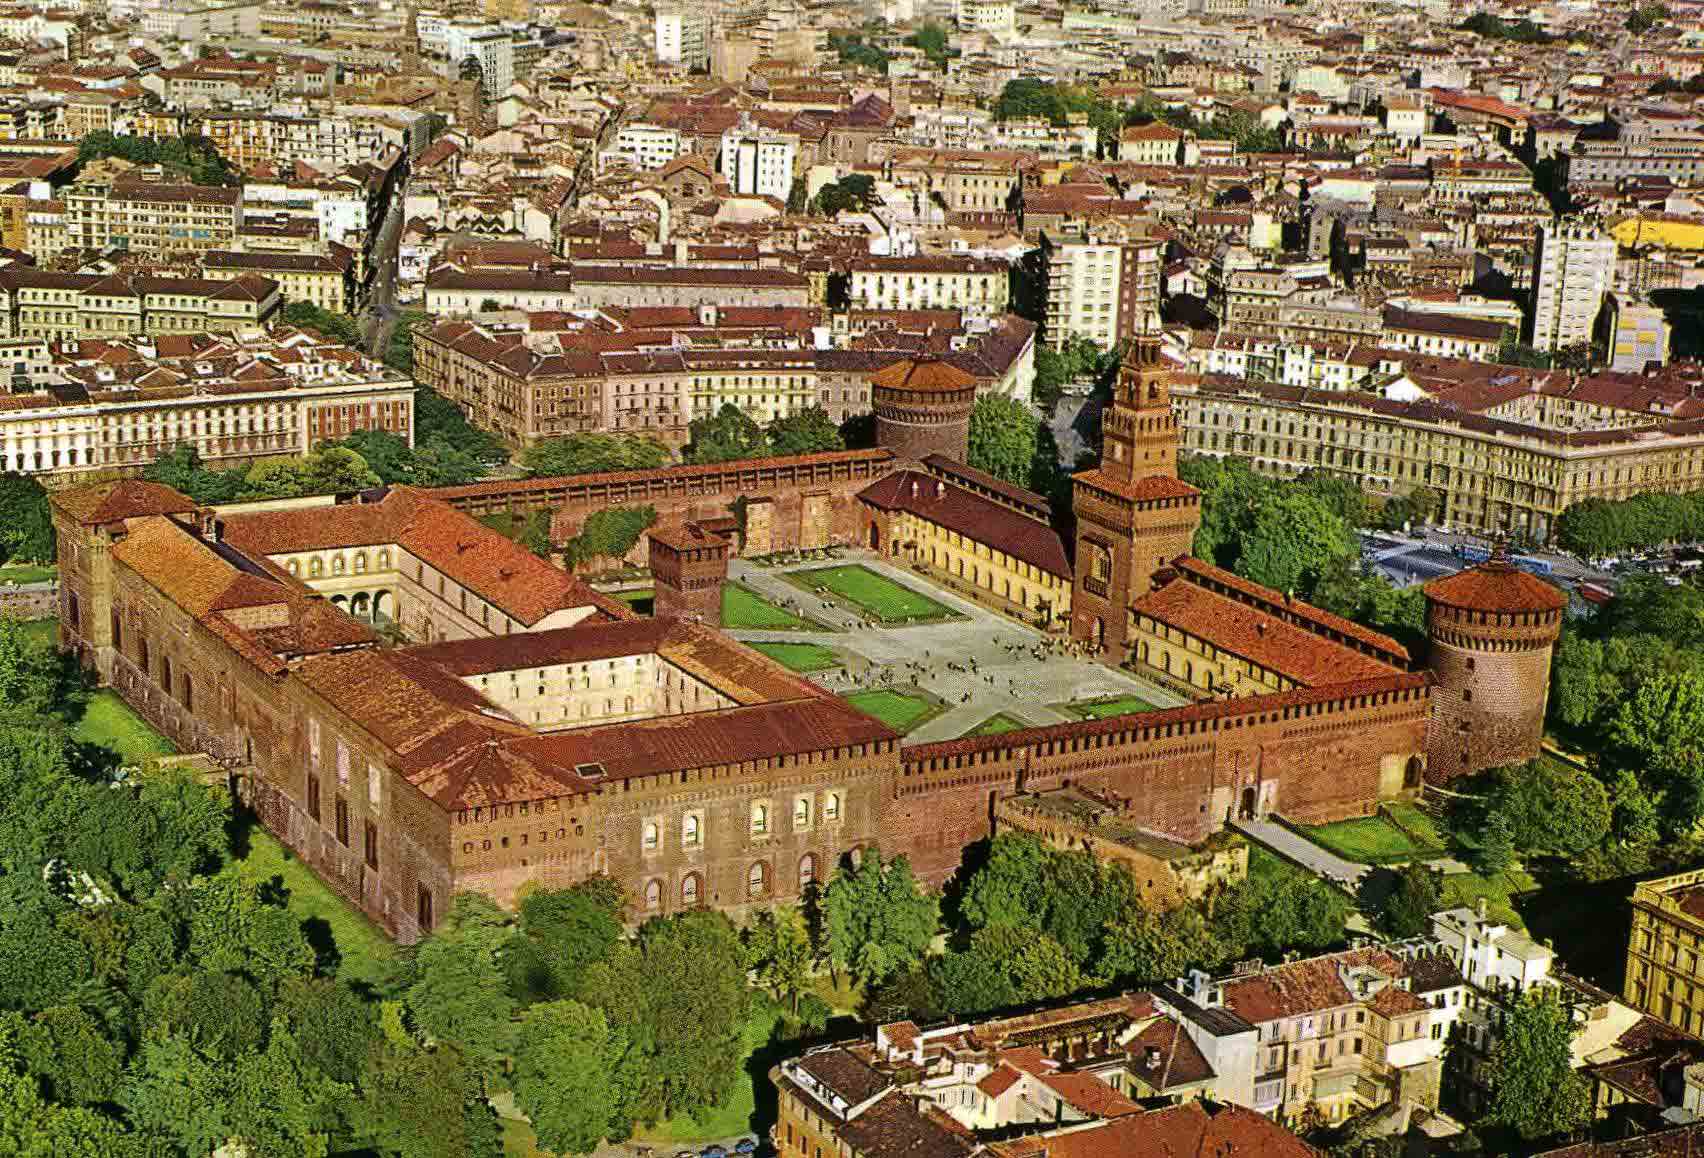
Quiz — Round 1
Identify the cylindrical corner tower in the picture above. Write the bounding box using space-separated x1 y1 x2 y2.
870 356 976 464
1422 552 1565 782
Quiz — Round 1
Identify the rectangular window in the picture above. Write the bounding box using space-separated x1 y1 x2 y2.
307 773 320 822
364 820 378 870
335 798 349 846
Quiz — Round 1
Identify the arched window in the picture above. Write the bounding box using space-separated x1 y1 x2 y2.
793 797 811 828
681 873 701 906
332 555 346 576
799 853 817 890
748 861 768 898
162 655 174 697
683 813 701 847
181 673 193 713
823 792 841 822
287 559 300 576
310 557 324 578
642 821 660 852
751 803 768 835
377 550 391 569
354 552 368 574
110 611 122 652
644 879 662 910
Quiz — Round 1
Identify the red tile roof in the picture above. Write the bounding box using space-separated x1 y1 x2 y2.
992 1102 1317 1158
51 479 197 525
1424 559 1567 615
859 470 1070 579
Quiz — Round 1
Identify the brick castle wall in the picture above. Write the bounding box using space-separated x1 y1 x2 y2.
1424 601 1560 780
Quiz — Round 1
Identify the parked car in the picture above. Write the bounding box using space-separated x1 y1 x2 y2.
701 1146 728 1158
735 1139 758 1155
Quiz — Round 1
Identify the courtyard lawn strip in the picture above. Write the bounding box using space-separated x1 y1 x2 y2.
748 641 841 673
1056 694 1159 720
842 688 944 733
1299 813 1443 865
964 712 1032 736
235 825 398 986
784 564 958 624
721 582 816 630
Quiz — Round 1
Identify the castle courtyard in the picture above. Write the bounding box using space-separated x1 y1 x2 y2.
724 551 1185 743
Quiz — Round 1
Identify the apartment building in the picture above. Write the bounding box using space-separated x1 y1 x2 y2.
1624 870 1704 1039
0 328 411 480
1171 373 1704 542
1041 231 1163 351
200 250 351 313
655 2 710 68
1531 220 1615 353
1603 292 1670 373
0 269 279 341
719 122 797 201
954 0 1015 35
605 123 685 171
847 256 1009 314
62 167 242 259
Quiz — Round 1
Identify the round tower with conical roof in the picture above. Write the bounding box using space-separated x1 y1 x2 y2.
870 356 977 463
1422 546 1565 782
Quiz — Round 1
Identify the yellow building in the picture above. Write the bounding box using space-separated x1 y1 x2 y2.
1610 216 1704 251
1126 556 1413 701
201 250 350 314
847 255 1010 313
858 456 1073 628
1624 869 1704 1037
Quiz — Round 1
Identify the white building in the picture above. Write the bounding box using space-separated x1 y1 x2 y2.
719 122 797 201
607 123 686 172
1531 219 1615 353
655 3 710 69
954 0 1014 34
1043 232 1164 352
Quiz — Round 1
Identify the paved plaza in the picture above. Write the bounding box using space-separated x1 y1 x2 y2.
726 551 1185 743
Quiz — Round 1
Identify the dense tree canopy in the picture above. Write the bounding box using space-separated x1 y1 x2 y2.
1485 987 1590 1141
77 131 234 185
0 473 54 565
822 852 938 986
520 433 673 477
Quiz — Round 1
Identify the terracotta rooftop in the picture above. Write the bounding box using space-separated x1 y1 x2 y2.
1170 557 1411 664
869 356 977 394
1220 948 1422 1024
991 1102 1316 1158
51 478 197 525
859 470 1070 579
1424 557 1567 615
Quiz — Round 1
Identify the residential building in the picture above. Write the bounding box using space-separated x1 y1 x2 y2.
1531 220 1614 353
847 256 1009 314
719 121 797 202
200 250 352 314
0 328 410 480
62 167 242 260
655 2 710 69
1603 292 1670 373
1042 231 1164 351
954 0 1015 35
0 268 280 341
1625 869 1704 1039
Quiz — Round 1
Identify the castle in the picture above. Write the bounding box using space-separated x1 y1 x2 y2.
49 339 1557 941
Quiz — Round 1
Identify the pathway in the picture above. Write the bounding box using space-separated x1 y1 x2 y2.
727 552 1184 744
1232 816 1370 888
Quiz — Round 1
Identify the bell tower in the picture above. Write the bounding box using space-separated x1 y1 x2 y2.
1069 336 1201 656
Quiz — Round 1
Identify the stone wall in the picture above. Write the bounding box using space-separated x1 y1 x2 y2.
0 583 55 619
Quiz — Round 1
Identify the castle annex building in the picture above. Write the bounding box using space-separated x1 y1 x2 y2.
51 343 1564 940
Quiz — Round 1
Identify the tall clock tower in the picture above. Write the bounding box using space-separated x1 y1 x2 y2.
1069 336 1201 655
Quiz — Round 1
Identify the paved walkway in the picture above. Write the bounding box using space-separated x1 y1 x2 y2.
1233 817 1370 888
727 552 1184 744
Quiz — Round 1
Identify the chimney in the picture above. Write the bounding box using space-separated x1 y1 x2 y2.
1476 896 1488 921
935 480 944 499
1144 1045 1161 1069
198 510 219 542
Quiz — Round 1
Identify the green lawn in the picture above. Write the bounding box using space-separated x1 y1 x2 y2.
0 563 56 585
18 617 57 649
1440 867 1538 931
1059 694 1159 720
785 564 957 624
964 712 1031 736
1248 845 1314 890
634 999 783 1143
1301 813 1443 864
843 689 942 733
236 826 398 987
1383 802 1448 849
722 583 814 630
749 641 841 673
75 690 176 765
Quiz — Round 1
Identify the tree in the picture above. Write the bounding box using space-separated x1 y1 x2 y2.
1378 863 1442 938
187 868 316 990
563 506 657 569
405 894 517 1069
905 21 953 68
0 614 85 723
1485 987 1590 1142
357 1004 503 1158
767 406 845 457
1235 490 1355 596
414 384 509 464
0 473 54 565
968 395 1044 490
1610 670 1704 837
521 433 672 478
1100 905 1217 983
926 947 1016 1016
281 299 361 344
1487 761 1611 855
1629 2 1669 34
1608 766 1662 847
510 878 625 1004
744 907 814 1013
1475 808 1516 876
330 429 415 484
512 1000 635 1155
14 1005 123 1107
77 131 233 185
686 403 767 464
822 852 938 986
1 1021 135 1158
140 445 246 505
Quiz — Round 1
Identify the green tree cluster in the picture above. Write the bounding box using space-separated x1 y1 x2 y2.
1554 489 1704 558
1484 987 1590 1142
0 473 55 565
1457 12 1555 42
967 394 1062 500
904 21 954 68
563 506 658 568
414 384 511 465
142 443 380 504
994 79 1127 153
520 432 673 477
281 299 361 344
686 404 845 464
1033 336 1119 412
76 131 235 185
813 174 879 217
1628 1 1670 32
828 28 890 72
